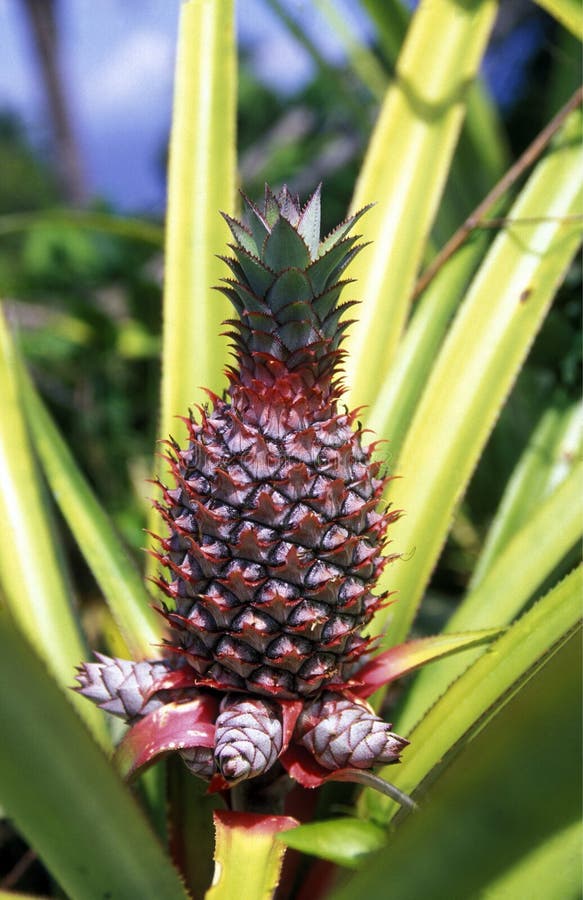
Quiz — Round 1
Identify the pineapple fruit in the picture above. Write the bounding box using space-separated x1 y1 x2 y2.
77 185 410 801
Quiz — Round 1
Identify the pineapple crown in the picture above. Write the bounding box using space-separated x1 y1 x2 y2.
219 184 370 379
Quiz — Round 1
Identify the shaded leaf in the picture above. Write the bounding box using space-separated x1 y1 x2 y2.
0 610 188 900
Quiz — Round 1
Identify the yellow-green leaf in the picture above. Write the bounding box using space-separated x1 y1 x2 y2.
533 0 583 40
363 565 582 822
205 811 297 900
343 0 498 408
158 0 236 447
148 0 236 569
397 462 583 733
373 108 583 649
19 367 162 659
0 308 105 741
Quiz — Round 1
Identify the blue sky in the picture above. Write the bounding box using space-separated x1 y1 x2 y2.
1 0 373 211
0 1 545 212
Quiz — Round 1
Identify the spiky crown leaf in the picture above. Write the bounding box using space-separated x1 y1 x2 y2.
219 184 370 375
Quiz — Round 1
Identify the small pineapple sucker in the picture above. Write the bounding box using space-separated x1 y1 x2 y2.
154 185 398 701
295 692 408 771
214 695 283 783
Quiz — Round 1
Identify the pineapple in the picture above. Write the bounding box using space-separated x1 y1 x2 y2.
77 185 410 803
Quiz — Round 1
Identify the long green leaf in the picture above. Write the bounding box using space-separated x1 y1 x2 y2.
343 0 498 407
373 107 583 648
148 0 236 571
362 0 509 192
366 223 493 452
334 625 581 899
533 0 583 39
18 365 162 658
397 462 583 733
158 0 236 447
360 0 409 62
0 609 188 900
0 308 104 740
362 565 582 823
471 398 582 586
0 209 163 243
313 0 389 102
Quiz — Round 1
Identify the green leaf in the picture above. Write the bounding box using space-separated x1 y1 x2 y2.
148 0 236 573
263 217 311 271
343 0 498 408
0 308 105 741
232 247 275 296
362 0 509 231
267 268 313 314
482 821 582 900
18 367 162 659
397 462 583 733
471 398 582 587
335 627 581 899
205 811 298 900
0 609 188 900
279 817 386 869
297 183 322 259
373 108 583 648
157 0 236 447
366 224 494 454
533 0 583 39
0 208 163 243
362 565 582 823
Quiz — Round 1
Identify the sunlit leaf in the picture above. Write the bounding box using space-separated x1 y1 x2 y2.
205 811 298 900
343 0 498 406
279 817 386 869
533 0 583 39
0 308 104 741
362 565 581 822
373 108 583 648
147 0 236 572
19 368 162 658
471 398 582 586
397 462 583 733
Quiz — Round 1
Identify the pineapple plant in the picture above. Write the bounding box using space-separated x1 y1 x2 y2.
0 0 581 897
76 185 414 804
